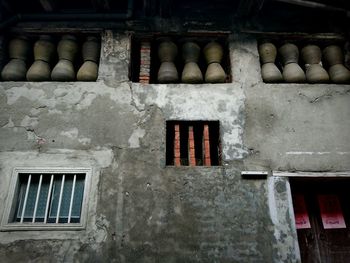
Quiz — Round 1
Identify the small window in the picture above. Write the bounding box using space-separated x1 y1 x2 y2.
166 121 221 166
1 168 91 231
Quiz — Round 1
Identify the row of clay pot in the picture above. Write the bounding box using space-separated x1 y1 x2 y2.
157 40 227 84
259 42 350 84
1 35 100 81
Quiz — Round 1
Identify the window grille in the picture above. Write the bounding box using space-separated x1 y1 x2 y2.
166 121 221 166
12 173 85 224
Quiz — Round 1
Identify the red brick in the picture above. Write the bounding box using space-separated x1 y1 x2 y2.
188 126 196 166
203 124 211 166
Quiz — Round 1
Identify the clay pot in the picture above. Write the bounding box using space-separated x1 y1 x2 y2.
279 43 299 65
158 40 178 62
328 64 350 83
261 63 283 83
301 45 322 64
57 35 78 61
301 45 329 83
158 62 179 83
282 63 306 83
27 60 51 81
182 42 200 63
205 63 226 83
1 59 27 81
34 35 55 62
181 42 203 83
203 42 223 64
182 62 203 83
82 36 100 62
27 35 55 81
259 43 277 64
323 45 343 66
157 40 178 83
51 35 78 81
51 59 75 81
1 37 30 81
77 36 100 81
77 61 98 81
8 37 30 60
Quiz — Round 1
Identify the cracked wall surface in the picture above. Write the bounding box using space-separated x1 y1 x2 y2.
0 31 349 262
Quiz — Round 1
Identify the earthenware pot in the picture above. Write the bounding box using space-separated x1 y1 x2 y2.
282 63 306 83
323 45 343 66
27 35 55 81
203 42 223 64
77 61 98 81
279 43 299 65
205 62 226 83
259 43 277 64
305 64 329 83
158 61 179 83
34 35 55 62
261 63 283 83
158 40 177 62
51 35 78 81
51 59 75 81
328 64 350 83
181 41 202 83
182 62 203 83
57 35 78 61
27 60 51 81
8 37 30 60
1 59 27 81
182 42 200 63
82 36 100 62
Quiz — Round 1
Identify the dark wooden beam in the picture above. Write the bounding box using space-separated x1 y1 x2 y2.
91 0 111 11
272 0 350 13
237 0 265 17
39 0 57 12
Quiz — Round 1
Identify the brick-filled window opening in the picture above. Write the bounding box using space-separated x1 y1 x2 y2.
258 37 350 84
0 34 101 82
166 121 221 166
11 173 85 224
130 35 231 84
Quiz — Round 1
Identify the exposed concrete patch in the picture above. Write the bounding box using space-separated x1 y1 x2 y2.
128 127 146 148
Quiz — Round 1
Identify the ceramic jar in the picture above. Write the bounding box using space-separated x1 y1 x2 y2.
1 37 30 81
157 40 178 83
323 45 350 83
301 45 329 83
51 35 78 81
27 35 55 81
279 43 306 83
203 41 226 83
77 36 100 81
258 42 283 83
181 41 203 84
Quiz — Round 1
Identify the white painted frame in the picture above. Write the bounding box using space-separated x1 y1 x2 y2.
273 171 350 177
0 167 92 231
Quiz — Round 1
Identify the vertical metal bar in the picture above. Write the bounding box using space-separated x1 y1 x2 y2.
68 174 76 223
56 174 65 223
44 174 54 224
32 174 43 223
20 174 32 223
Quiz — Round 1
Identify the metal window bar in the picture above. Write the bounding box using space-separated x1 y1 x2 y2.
55 174 65 223
43 174 54 223
20 174 32 223
32 174 43 222
67 174 76 223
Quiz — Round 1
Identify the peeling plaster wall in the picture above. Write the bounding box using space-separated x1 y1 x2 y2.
0 30 349 262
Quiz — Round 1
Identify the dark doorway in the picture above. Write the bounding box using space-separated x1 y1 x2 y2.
290 178 350 263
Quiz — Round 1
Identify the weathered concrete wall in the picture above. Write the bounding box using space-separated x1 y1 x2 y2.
0 30 349 262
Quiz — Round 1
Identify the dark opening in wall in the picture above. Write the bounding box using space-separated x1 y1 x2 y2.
166 121 221 166
0 33 101 82
257 36 350 84
130 34 231 84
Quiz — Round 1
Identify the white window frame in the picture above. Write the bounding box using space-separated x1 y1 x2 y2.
1 167 92 231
